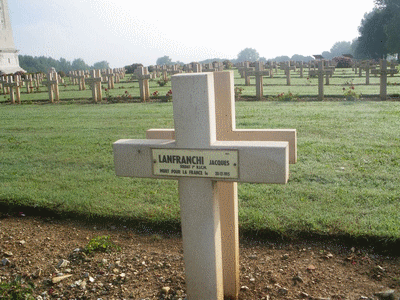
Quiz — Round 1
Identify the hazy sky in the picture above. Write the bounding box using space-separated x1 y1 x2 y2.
9 0 376 68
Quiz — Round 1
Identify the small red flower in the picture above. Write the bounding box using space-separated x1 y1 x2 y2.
105 88 108 91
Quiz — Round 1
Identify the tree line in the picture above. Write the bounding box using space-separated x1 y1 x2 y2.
354 0 400 60
18 56 110 74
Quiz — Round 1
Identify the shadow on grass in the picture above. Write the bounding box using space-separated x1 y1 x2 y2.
1 201 399 256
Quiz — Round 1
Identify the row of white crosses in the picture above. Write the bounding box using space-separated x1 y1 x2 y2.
68 68 125 91
113 71 297 299
239 61 311 87
1 73 44 96
1 74 22 104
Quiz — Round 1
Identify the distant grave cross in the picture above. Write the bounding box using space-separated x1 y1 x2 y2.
202 63 217 73
43 68 60 103
134 66 151 102
360 61 376 85
299 61 304 78
237 62 253 80
371 59 399 100
168 64 182 76
309 61 334 101
4 74 21 104
76 71 86 91
23 74 33 93
389 61 398 77
246 62 270 100
0 75 7 94
280 62 296 86
105 69 115 89
145 71 296 299
85 70 102 103
114 72 292 300
161 65 168 81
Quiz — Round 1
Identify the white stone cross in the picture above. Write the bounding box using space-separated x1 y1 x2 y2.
43 69 60 103
134 66 151 102
85 70 103 103
4 74 21 104
245 62 270 100
168 64 182 76
389 60 399 77
279 62 296 86
23 74 33 93
146 71 296 299
371 59 399 100
360 61 376 85
0 75 7 94
113 72 290 300
309 61 334 101
105 69 115 89
237 61 254 80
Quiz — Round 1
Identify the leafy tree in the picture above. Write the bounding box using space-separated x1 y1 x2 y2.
19 55 98 73
93 61 110 70
272 55 290 63
385 16 400 57
355 9 389 59
223 60 233 69
330 41 353 57
59 58 72 73
124 63 143 74
71 58 89 71
156 56 172 65
237 48 259 63
374 0 400 9
355 1 400 60
291 54 314 62
380 0 400 58
322 51 333 59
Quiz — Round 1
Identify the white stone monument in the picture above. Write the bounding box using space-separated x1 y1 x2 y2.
145 71 297 299
113 72 291 299
0 0 25 74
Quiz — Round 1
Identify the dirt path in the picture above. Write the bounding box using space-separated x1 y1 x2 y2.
1 215 399 299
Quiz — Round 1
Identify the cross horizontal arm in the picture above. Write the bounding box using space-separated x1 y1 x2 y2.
146 128 297 164
113 139 289 184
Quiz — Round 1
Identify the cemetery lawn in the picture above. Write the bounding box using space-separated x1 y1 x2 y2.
1 101 400 245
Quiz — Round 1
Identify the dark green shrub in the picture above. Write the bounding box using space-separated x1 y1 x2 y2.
84 235 120 254
0 276 35 300
333 56 353 68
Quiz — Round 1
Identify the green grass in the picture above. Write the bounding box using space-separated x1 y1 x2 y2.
1 101 399 242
